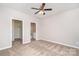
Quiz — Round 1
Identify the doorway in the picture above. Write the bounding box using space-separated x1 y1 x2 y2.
31 23 36 41
12 20 23 44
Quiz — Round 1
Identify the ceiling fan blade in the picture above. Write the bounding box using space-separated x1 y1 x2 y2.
44 8 52 11
31 7 39 10
35 11 40 14
40 3 45 10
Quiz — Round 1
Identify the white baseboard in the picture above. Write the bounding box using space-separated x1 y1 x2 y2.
41 39 79 49
0 45 12 50
23 40 30 44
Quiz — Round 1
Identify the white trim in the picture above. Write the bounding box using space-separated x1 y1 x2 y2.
12 19 24 44
0 45 12 50
23 40 30 44
41 39 79 49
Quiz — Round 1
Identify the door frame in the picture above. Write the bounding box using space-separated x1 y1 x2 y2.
30 22 37 41
12 19 23 44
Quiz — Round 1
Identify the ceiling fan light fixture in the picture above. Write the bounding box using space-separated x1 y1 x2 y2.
31 3 52 15
39 10 44 15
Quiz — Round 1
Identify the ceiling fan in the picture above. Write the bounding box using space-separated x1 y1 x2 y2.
31 3 52 15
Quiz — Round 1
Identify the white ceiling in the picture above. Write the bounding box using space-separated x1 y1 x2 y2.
0 3 79 19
